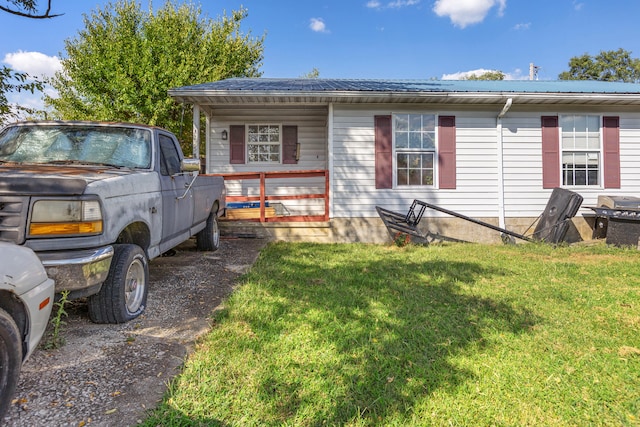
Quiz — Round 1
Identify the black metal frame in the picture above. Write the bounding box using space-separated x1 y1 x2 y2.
377 190 583 245
587 206 640 221
377 199 532 244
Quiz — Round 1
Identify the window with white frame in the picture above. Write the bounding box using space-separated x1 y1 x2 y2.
394 113 436 186
561 115 601 186
247 124 281 163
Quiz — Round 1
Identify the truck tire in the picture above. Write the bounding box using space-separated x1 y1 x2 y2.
88 244 149 324
196 210 220 252
0 308 22 420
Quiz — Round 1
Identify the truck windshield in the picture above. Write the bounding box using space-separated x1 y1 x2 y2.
0 125 152 168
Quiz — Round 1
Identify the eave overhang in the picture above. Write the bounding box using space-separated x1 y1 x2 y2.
168 89 640 108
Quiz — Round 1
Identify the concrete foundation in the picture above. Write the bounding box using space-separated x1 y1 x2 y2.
220 214 595 244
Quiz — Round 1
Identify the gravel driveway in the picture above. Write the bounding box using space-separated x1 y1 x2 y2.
2 237 267 427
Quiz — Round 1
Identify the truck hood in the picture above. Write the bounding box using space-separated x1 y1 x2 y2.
0 164 137 195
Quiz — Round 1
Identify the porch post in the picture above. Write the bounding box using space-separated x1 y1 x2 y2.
328 102 334 219
192 104 200 159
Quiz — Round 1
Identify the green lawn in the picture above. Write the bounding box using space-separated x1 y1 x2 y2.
142 241 640 426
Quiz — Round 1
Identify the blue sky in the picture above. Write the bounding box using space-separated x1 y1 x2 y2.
2 0 640 108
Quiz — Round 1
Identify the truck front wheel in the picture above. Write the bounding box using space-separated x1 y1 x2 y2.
196 210 220 252
0 308 22 419
88 244 149 324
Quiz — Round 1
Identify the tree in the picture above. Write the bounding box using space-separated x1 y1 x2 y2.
46 0 264 154
463 70 505 80
558 48 640 82
0 66 44 126
0 0 61 18
300 68 320 78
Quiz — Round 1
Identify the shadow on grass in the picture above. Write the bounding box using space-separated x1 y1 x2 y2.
152 242 539 425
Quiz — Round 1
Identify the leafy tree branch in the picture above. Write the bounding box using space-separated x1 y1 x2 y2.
559 48 640 82
0 0 62 18
0 66 44 125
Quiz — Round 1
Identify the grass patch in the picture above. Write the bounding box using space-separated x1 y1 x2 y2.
142 242 640 426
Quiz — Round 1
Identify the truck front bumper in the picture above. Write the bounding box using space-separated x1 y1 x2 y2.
39 246 114 296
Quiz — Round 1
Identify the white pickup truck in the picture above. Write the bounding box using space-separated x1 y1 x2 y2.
0 121 225 323
0 242 54 420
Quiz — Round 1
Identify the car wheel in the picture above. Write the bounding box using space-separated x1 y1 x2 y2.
196 209 220 252
88 244 149 324
0 308 22 420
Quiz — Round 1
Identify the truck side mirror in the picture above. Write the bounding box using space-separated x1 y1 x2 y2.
181 158 200 172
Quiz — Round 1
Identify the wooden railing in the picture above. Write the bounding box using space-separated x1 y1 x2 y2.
208 169 329 222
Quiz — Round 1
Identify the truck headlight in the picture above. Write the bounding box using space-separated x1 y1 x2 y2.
29 200 103 237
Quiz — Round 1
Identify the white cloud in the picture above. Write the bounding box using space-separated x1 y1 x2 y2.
573 1 584 11
366 0 419 10
309 18 329 33
388 0 420 8
3 51 61 79
513 22 531 30
442 69 491 79
433 0 506 28
441 68 523 80
2 51 61 116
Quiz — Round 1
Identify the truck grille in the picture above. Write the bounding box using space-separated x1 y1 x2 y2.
0 196 28 244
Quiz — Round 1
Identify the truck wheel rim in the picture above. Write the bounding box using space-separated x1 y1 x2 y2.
125 258 145 313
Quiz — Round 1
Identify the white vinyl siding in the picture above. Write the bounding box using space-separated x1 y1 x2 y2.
205 103 640 224
332 106 499 218
209 106 327 173
501 112 640 217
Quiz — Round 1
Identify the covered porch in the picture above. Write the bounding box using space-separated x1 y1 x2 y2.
175 92 332 224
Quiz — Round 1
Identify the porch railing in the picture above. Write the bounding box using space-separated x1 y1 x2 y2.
208 169 329 222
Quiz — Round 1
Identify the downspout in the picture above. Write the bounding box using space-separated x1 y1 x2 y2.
496 98 513 230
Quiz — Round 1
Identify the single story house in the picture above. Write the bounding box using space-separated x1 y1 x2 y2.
168 78 640 243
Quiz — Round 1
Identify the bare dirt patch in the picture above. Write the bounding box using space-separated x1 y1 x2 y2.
2 237 267 427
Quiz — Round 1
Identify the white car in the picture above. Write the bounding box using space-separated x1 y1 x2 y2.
0 242 54 419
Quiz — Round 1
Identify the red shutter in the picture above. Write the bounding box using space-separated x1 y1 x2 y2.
375 115 392 189
438 116 456 189
229 125 245 164
603 116 620 189
541 116 560 189
282 125 298 164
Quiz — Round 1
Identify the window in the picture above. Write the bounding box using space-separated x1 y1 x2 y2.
159 134 181 176
541 115 619 189
247 124 280 163
394 114 436 186
560 115 600 186
375 115 455 189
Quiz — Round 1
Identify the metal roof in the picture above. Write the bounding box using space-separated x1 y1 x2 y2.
168 78 640 107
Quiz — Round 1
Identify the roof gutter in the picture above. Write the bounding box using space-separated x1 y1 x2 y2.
497 98 513 233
